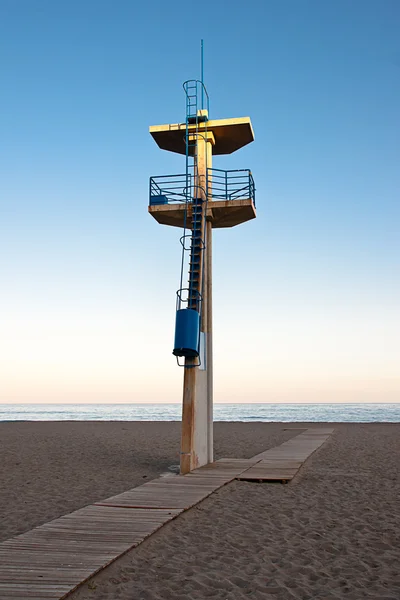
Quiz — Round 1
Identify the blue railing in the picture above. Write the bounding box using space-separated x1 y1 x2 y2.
149 169 255 206
207 168 255 206
149 174 190 205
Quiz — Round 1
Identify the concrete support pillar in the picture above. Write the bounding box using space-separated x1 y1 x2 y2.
180 127 214 474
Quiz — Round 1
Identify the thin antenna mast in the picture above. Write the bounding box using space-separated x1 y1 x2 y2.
201 39 204 109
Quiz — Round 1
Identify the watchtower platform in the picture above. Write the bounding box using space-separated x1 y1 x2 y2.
150 116 254 155
148 166 256 229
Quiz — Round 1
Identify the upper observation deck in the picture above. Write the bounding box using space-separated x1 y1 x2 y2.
149 117 254 156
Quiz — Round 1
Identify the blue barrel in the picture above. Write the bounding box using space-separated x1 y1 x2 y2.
173 309 200 358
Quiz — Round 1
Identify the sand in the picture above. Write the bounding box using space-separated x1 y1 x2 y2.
1 422 399 599
0 421 293 542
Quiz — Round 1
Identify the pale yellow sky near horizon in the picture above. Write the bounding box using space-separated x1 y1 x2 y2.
1 299 399 405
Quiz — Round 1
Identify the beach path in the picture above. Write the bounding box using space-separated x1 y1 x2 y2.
237 427 334 482
0 428 333 600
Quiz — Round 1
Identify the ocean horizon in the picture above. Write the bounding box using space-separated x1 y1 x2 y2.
1 403 399 423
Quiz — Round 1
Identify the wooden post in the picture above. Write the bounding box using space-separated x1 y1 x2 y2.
180 358 196 475
180 125 214 474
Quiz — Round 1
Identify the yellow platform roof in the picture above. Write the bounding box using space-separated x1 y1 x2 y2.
149 117 254 156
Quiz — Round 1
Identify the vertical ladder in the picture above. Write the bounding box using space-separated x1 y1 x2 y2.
174 80 209 361
188 197 203 311
185 80 202 313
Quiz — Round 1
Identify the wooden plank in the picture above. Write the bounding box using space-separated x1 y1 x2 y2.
96 488 216 510
0 586 71 597
0 595 66 600
238 474 295 483
0 583 72 599
0 570 91 583
216 458 260 464
237 467 298 482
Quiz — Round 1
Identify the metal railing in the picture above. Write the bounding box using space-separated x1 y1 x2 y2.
149 174 190 205
207 168 255 206
183 80 209 120
149 169 255 206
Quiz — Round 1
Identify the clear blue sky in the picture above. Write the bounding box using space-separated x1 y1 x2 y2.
1 0 399 403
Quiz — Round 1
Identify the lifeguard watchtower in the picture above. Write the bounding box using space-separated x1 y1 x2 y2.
149 70 256 474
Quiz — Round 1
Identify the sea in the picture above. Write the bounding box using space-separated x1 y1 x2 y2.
0 403 399 423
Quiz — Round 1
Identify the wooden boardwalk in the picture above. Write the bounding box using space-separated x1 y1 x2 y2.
0 428 333 599
237 428 334 482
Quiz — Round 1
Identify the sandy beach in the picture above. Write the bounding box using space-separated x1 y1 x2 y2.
1 422 399 599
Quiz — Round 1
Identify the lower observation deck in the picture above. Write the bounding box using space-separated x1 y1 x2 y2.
149 198 256 229
148 168 256 229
